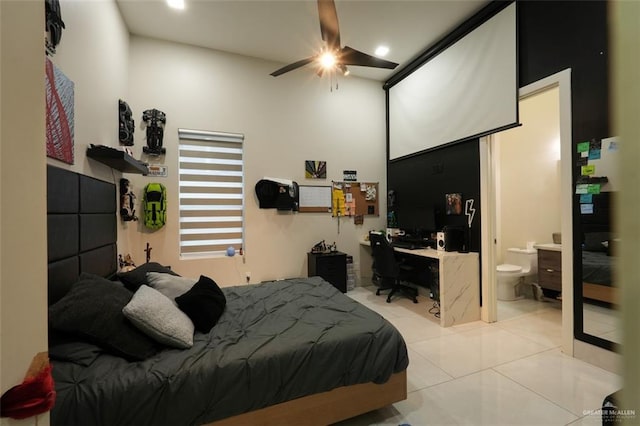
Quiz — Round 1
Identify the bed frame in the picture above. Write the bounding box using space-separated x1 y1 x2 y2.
47 165 407 425
583 282 618 305
210 371 407 426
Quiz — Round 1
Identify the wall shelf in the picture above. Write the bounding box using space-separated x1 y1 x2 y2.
87 145 149 175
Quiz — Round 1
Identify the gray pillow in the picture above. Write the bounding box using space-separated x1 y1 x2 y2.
123 285 194 349
146 272 197 301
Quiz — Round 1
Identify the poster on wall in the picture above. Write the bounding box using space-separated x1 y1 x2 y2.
305 160 326 179
45 57 74 164
445 193 463 215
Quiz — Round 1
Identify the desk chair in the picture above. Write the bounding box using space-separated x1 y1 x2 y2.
369 233 419 303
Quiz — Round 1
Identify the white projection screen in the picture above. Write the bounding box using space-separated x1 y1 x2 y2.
388 2 517 160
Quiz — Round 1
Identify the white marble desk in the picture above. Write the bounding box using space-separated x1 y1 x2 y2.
360 240 480 327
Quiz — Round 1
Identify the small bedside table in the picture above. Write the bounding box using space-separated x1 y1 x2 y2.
307 251 347 293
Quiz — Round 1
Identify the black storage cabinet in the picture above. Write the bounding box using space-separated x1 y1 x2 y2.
308 251 347 293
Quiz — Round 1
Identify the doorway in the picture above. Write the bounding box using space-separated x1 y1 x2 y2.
480 69 574 355
494 86 561 319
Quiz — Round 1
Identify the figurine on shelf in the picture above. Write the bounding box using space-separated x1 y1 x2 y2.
311 240 327 254
327 242 337 253
118 254 136 272
142 109 166 155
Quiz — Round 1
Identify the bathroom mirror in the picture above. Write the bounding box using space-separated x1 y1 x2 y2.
574 137 621 351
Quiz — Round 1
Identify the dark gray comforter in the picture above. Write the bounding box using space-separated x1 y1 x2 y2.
51 277 408 426
582 250 614 286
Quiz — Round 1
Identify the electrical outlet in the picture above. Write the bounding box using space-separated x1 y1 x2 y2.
245 272 251 283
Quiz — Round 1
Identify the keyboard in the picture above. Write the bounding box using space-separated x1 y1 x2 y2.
392 240 424 250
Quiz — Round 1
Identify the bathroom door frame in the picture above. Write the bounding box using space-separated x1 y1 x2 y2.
480 68 574 355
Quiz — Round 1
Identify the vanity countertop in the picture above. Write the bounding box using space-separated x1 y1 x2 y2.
534 243 562 252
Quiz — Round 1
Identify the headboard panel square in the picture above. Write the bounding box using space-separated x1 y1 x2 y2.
47 165 117 305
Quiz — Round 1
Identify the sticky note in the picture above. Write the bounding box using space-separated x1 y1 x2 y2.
588 149 601 160
581 165 596 176
587 184 601 194
581 151 589 158
577 141 590 153
581 204 594 214
580 194 593 203
575 184 588 194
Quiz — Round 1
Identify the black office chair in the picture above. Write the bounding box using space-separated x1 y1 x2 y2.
369 232 419 303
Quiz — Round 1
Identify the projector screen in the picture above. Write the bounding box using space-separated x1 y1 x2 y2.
387 2 517 160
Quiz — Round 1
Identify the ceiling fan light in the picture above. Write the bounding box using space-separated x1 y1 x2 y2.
375 45 390 57
167 0 185 10
320 52 336 69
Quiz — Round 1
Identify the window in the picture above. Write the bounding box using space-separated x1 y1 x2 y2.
178 129 244 257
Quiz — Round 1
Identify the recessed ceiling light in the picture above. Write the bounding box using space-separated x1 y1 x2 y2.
375 46 390 57
167 0 185 10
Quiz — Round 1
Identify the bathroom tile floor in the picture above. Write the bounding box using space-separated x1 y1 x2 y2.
339 286 622 426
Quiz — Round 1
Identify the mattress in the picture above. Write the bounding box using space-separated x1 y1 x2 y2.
51 277 408 425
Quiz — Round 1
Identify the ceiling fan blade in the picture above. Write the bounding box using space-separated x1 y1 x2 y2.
270 57 316 77
340 46 399 69
318 0 341 50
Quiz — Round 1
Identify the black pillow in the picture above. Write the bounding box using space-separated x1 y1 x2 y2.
117 262 179 292
49 274 161 361
49 333 104 367
175 275 226 333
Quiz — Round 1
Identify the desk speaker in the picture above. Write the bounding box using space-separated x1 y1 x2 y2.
437 227 465 252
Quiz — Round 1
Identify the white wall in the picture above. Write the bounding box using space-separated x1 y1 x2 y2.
125 36 386 285
47 0 131 251
494 87 561 261
0 1 48 425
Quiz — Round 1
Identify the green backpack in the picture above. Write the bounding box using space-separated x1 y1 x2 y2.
143 183 166 229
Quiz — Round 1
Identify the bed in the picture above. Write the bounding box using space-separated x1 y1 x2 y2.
46 165 408 426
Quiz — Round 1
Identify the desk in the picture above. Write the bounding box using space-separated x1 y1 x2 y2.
360 240 480 327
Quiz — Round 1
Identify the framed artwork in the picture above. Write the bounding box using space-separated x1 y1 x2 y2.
305 160 326 179
45 57 75 164
445 193 463 215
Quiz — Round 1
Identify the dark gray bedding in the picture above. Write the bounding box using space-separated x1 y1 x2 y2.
582 250 614 287
51 277 408 426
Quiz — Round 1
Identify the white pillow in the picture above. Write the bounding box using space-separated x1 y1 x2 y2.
123 285 194 349
146 272 197 302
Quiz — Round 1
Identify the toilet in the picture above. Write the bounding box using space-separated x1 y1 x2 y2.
497 248 538 301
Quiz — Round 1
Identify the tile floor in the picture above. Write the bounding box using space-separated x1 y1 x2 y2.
338 286 622 426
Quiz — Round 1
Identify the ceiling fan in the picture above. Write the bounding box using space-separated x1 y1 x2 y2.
270 0 399 77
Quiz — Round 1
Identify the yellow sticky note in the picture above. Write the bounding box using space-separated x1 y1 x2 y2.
581 165 596 176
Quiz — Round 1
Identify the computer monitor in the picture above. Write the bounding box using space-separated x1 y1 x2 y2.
393 203 437 239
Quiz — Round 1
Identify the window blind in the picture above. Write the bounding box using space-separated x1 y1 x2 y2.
178 129 244 257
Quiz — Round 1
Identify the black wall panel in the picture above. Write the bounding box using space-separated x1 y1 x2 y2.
388 139 481 252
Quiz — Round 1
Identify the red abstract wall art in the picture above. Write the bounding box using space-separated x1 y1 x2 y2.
45 57 74 164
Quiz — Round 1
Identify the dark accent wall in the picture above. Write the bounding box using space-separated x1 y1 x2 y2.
387 139 481 252
519 0 609 143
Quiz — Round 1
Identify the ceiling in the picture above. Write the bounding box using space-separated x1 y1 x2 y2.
116 0 490 81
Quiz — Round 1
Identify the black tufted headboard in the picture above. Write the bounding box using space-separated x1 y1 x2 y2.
47 165 117 305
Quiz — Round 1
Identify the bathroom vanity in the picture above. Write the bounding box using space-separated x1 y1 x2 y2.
534 243 562 292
